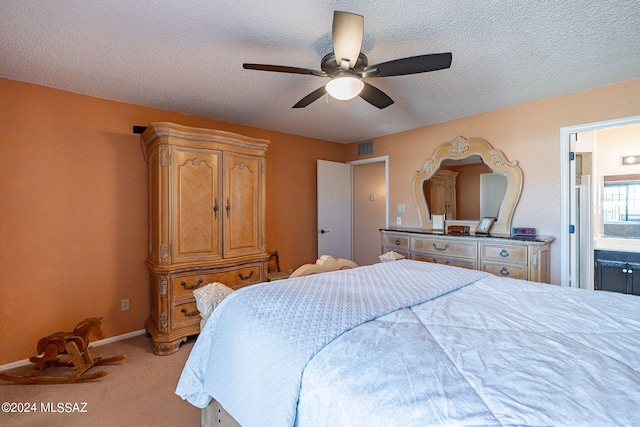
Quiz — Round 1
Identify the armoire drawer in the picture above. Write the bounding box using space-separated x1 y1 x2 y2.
172 300 201 329
223 264 264 290
412 238 477 259
481 243 527 265
172 264 263 298
481 262 527 280
173 273 216 299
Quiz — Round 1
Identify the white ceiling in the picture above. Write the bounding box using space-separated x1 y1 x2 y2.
1 1 639 143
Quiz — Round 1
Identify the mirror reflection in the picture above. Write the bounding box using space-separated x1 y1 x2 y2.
422 156 508 221
602 174 640 239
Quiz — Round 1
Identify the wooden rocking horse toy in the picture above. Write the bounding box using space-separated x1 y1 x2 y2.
0 317 126 384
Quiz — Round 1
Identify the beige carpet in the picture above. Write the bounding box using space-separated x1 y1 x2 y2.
0 334 201 427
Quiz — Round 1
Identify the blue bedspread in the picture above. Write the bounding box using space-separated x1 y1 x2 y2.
177 260 640 426
176 260 488 427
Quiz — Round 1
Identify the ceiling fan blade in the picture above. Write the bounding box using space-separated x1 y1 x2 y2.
359 82 394 109
243 63 327 76
292 86 327 108
332 11 364 70
366 53 452 77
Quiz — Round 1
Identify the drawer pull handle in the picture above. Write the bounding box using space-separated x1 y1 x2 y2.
432 243 449 251
180 278 204 290
395 239 401 245
500 267 510 276
180 308 200 317
213 198 219 219
238 271 255 281
500 249 509 257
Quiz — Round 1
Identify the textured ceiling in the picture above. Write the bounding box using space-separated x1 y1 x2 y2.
1 1 639 143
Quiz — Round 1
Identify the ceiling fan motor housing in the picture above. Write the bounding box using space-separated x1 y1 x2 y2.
321 52 369 76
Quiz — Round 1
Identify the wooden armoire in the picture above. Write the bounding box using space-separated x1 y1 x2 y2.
142 123 269 355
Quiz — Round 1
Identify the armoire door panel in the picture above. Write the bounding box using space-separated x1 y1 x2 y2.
224 153 261 257
172 148 221 262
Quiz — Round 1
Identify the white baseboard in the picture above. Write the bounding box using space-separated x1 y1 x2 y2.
0 329 147 371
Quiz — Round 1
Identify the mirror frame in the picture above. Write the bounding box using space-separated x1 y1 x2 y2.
413 136 523 237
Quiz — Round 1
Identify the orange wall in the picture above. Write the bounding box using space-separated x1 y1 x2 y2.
345 78 640 287
0 78 345 364
3 77 640 364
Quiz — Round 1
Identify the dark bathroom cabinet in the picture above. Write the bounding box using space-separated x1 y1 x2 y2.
594 250 640 295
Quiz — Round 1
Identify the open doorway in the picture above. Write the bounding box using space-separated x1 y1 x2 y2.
351 157 388 266
316 157 388 266
560 115 640 288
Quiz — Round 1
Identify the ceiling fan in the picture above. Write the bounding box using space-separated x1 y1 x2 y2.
243 11 452 109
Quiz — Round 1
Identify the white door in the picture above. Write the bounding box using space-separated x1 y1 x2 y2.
317 160 352 259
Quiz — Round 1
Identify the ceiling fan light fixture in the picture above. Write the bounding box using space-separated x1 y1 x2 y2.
326 76 363 100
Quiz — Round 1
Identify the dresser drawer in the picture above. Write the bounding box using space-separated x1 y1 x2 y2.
172 300 200 329
412 253 477 270
173 263 263 298
481 243 527 265
481 262 527 280
382 234 410 250
412 238 477 259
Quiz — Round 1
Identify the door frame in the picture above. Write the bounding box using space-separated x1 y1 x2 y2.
559 114 640 287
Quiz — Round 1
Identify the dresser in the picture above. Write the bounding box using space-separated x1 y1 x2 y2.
381 229 554 283
143 123 269 355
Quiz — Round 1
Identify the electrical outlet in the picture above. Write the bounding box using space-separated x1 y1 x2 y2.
398 204 405 212
121 298 130 311
396 216 402 225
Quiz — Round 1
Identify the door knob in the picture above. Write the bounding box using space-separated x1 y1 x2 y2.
318 229 330 234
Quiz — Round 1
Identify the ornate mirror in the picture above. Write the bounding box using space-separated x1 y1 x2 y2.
413 136 523 237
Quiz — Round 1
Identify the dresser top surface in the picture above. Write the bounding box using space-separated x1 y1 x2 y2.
381 228 555 245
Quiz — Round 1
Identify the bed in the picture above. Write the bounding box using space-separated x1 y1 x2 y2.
176 259 640 426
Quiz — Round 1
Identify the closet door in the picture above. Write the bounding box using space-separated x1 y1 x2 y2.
223 152 263 257
171 147 222 263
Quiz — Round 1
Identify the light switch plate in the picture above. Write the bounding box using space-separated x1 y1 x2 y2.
396 217 402 225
